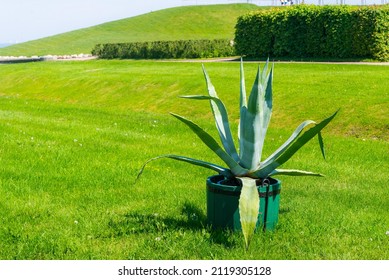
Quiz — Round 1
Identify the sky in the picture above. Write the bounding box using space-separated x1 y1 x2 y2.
0 0 386 44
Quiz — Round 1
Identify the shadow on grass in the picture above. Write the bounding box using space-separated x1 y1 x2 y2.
107 201 238 248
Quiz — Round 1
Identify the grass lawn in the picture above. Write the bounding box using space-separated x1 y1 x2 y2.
0 4 260 56
0 60 388 259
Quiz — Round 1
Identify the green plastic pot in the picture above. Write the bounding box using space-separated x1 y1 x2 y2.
206 174 281 231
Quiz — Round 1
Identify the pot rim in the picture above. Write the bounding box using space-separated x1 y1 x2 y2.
206 174 281 196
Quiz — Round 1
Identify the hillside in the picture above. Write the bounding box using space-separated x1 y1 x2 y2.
0 4 260 56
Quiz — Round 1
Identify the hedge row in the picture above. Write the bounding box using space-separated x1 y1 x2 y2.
92 39 235 59
234 5 389 61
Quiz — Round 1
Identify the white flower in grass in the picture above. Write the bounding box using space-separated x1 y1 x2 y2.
155 237 161 241
190 213 198 221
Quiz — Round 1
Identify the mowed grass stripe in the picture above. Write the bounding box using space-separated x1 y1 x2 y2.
1 60 387 140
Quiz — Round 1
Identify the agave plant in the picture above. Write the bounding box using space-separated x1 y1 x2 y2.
138 59 337 248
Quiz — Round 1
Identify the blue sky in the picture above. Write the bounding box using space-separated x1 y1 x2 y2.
0 0 385 43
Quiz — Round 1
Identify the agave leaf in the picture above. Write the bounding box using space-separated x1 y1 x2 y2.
254 110 338 178
269 169 324 177
259 120 317 168
239 62 273 171
180 94 239 162
238 58 247 143
201 67 240 162
239 57 248 109
238 177 260 250
170 113 249 176
260 58 270 84
318 131 326 160
135 154 233 184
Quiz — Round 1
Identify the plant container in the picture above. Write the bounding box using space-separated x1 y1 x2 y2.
206 174 281 231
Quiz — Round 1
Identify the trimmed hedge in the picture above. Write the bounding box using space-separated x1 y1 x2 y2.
235 5 389 61
92 39 235 59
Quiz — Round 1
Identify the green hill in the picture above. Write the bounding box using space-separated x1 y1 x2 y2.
0 4 260 56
